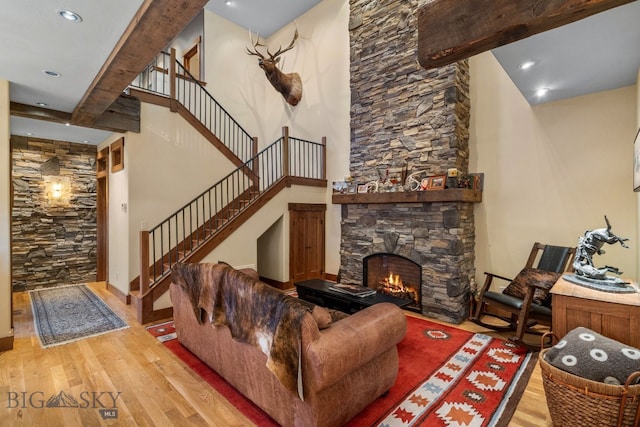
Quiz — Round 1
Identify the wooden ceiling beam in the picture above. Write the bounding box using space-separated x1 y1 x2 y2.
417 0 634 70
12 95 140 134
71 0 208 127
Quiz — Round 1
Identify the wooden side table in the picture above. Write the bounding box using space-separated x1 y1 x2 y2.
550 276 640 347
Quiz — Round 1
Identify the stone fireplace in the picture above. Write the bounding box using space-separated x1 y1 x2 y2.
338 200 476 323
337 0 476 324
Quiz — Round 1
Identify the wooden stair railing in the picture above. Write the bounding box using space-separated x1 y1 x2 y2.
132 128 327 324
129 49 255 168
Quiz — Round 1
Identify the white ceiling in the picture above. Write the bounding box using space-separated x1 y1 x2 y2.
493 1 640 105
1 0 638 145
204 0 323 38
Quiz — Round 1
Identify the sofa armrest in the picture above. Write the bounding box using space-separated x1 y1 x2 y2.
303 302 407 392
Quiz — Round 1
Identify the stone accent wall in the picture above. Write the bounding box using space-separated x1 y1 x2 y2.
349 0 470 183
11 137 97 291
341 0 474 323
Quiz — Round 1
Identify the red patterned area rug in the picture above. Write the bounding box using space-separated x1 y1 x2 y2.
147 316 537 426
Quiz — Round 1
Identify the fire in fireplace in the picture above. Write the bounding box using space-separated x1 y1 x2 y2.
363 253 421 312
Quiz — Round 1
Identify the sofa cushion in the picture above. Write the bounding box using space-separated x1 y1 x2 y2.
502 267 561 307
238 268 260 281
311 305 332 329
544 327 640 385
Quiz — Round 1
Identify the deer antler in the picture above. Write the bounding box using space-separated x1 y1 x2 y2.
267 29 299 59
246 31 266 59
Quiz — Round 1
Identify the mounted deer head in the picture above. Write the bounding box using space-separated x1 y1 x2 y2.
246 30 303 106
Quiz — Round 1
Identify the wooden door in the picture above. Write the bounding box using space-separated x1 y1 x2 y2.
289 204 325 284
96 147 109 282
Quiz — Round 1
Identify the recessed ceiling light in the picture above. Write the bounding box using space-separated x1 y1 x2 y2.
520 61 535 70
36 102 48 107
26 132 34 136
43 70 61 77
65 123 71 127
57 9 82 22
536 88 549 97
225 1 232 5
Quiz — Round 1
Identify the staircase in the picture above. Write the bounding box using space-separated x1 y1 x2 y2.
128 50 327 323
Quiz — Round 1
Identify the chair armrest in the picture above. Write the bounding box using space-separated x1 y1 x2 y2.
303 303 407 392
483 272 513 283
477 272 513 296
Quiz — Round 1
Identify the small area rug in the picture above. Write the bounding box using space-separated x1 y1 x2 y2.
30 284 129 348
148 315 537 426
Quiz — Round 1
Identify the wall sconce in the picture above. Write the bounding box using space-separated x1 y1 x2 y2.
44 176 71 206
51 182 63 199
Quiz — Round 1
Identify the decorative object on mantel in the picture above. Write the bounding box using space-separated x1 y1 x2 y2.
446 168 458 188
564 215 635 293
332 181 348 193
457 172 484 191
407 171 424 191
426 175 446 191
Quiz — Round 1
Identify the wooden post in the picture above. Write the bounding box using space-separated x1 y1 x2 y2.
252 136 259 189
321 136 327 180
282 126 290 179
140 230 150 294
169 48 177 112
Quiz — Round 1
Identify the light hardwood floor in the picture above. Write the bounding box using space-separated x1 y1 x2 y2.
0 283 553 426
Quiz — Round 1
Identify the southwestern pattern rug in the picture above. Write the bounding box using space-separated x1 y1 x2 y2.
30 284 129 348
148 316 536 426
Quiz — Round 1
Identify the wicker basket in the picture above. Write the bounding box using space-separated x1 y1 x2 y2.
539 347 640 426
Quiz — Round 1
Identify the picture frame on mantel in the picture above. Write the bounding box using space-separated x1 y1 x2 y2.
427 175 446 190
634 128 640 192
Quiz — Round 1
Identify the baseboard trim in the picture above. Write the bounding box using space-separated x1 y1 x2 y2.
260 276 290 290
0 335 14 352
106 282 131 305
324 273 338 282
146 307 173 325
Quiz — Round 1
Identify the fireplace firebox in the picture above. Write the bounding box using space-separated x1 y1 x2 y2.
363 253 421 312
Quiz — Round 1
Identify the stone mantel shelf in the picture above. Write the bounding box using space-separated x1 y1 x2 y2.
332 188 482 204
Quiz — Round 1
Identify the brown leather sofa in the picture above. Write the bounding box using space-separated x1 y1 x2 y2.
170 262 407 427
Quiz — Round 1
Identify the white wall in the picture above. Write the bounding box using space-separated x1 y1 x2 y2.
470 52 638 288
99 133 128 294
636 67 640 280
0 80 12 342
99 103 237 295
257 217 285 280
203 0 350 277
200 185 328 280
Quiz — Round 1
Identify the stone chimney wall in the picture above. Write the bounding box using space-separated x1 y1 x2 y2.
341 0 474 323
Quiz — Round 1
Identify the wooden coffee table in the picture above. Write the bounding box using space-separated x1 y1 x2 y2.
295 279 412 314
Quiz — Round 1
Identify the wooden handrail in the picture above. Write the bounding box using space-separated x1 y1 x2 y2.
169 48 176 106
282 126 290 178
321 136 327 180
140 230 150 294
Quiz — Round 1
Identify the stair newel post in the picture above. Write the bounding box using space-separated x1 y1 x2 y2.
282 126 290 179
252 136 259 189
140 230 150 294
321 136 327 180
169 48 177 112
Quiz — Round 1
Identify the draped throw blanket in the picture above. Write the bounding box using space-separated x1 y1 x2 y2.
171 262 309 399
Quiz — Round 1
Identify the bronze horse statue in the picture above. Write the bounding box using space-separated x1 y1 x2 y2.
573 215 629 280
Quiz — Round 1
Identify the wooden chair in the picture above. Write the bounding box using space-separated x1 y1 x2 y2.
471 242 576 349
